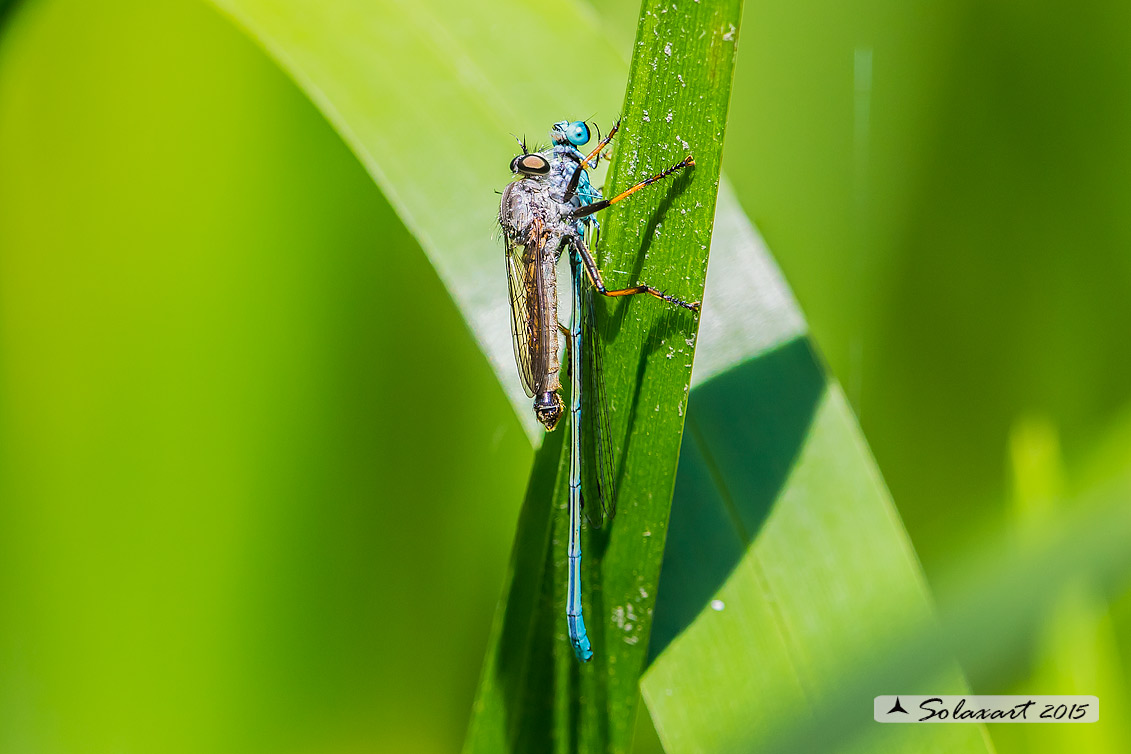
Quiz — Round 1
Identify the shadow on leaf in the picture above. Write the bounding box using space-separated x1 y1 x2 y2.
648 336 825 664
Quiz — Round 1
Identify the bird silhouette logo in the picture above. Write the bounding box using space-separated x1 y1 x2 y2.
888 697 909 715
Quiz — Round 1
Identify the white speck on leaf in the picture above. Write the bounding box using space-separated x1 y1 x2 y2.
677 74 686 87
665 110 674 122
711 599 726 611
663 42 672 56
723 23 736 41
642 110 650 122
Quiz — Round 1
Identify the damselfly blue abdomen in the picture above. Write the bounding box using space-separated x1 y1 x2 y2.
499 120 699 662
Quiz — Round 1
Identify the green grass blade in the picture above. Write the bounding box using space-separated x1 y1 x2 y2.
566 3 744 752
0 2 532 751
469 2 744 753
464 429 566 753
758 468 1131 753
645 373 992 753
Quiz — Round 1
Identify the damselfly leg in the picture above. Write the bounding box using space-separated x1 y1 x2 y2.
570 155 695 222
580 119 620 169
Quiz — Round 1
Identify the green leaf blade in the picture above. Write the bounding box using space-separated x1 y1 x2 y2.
466 0 745 751
551 2 745 752
645 372 990 754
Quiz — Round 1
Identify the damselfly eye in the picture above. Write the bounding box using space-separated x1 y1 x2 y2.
566 121 590 146
510 153 550 176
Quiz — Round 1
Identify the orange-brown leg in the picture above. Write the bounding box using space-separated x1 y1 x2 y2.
568 235 699 312
580 120 620 169
570 155 694 221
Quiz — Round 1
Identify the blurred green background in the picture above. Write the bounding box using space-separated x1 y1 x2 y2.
0 0 1128 752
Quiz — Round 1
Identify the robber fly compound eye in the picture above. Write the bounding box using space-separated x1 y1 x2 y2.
510 153 551 176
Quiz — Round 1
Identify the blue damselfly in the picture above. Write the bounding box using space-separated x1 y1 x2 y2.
499 120 698 662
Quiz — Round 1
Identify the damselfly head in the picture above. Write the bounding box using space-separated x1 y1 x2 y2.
510 153 551 176
551 120 591 147
533 391 564 431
